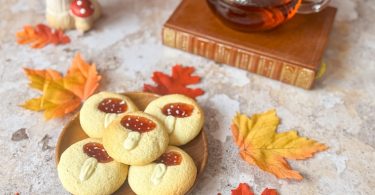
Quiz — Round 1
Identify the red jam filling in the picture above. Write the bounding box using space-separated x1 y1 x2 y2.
120 115 156 133
83 142 113 163
98 98 127 114
155 151 182 166
161 103 194 118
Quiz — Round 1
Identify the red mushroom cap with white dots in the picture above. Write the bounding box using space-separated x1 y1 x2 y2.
70 0 95 18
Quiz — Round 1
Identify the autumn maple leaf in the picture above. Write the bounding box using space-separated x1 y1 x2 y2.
21 53 101 119
231 183 254 195
16 24 70 49
143 64 204 99
261 188 278 195
231 110 328 180
231 183 278 195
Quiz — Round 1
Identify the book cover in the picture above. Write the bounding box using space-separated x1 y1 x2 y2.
162 0 337 89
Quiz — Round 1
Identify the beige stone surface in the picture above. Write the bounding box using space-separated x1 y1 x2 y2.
0 0 374 194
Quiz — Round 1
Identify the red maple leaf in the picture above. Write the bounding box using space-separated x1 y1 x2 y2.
231 183 254 195
261 188 278 195
231 183 278 195
143 64 204 99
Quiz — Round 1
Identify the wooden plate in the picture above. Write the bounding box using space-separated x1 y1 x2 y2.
55 92 208 195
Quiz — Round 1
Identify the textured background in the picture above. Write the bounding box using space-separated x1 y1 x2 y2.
0 0 374 194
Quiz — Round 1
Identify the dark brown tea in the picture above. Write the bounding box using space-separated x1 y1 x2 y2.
207 0 302 32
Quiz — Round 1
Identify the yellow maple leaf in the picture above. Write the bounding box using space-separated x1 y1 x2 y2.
21 53 101 120
231 109 327 180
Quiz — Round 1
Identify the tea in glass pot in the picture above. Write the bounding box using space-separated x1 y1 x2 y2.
207 0 331 32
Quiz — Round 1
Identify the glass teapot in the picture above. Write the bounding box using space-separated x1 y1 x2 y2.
206 0 331 32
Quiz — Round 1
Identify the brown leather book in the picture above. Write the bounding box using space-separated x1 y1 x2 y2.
162 0 337 89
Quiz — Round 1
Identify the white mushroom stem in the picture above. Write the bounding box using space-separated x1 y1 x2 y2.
123 132 141 150
104 113 118 128
72 15 94 33
151 163 167 185
79 157 98 182
164 116 176 134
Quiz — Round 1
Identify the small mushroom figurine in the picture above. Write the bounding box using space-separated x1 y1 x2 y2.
45 0 101 33
46 0 74 30
70 0 96 33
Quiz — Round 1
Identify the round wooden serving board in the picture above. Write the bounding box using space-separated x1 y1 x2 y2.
55 92 208 195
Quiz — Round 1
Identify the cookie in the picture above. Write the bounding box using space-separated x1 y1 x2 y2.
144 94 204 145
128 146 197 195
80 92 139 138
57 138 128 195
102 111 169 165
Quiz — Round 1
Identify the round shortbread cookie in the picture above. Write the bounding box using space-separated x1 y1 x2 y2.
80 92 139 138
102 111 169 165
128 146 197 195
144 94 204 146
57 138 128 195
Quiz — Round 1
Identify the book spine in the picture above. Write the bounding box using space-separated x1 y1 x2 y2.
162 27 316 89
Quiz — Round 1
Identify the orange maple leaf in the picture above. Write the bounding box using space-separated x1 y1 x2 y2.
143 64 204 99
16 24 70 49
231 110 328 180
21 53 101 119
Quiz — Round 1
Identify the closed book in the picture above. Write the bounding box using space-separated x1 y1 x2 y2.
162 0 337 89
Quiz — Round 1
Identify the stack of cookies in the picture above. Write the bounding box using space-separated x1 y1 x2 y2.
57 92 204 195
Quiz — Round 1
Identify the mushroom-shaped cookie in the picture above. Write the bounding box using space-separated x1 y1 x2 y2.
103 112 169 165
58 138 128 195
128 146 197 195
80 92 139 138
144 94 204 146
70 0 96 32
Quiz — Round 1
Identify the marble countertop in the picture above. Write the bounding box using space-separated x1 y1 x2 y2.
0 0 374 194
